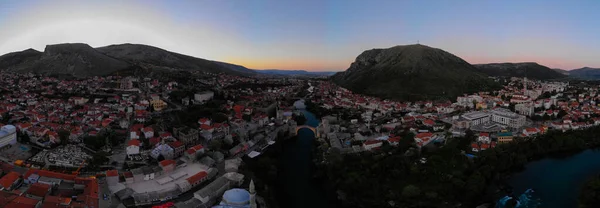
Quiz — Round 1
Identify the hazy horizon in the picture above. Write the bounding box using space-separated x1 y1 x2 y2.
1 0 599 71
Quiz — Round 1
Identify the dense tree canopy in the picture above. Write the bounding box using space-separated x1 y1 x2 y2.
320 126 600 208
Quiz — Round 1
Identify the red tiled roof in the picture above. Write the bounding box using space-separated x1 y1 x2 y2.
186 171 208 184
0 171 20 189
200 124 213 130
6 196 39 208
25 183 51 197
106 170 118 177
28 170 76 181
388 136 401 143
416 132 433 138
127 139 141 146
168 141 184 149
159 160 176 167
149 137 161 144
479 133 490 137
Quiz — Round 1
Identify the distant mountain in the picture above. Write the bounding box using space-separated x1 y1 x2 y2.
474 62 566 80
255 69 337 76
0 48 42 70
551 68 570 75
569 67 600 80
0 43 131 77
96 44 256 75
331 44 500 101
0 43 255 77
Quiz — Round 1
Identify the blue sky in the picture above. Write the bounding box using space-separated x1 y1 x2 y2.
0 0 598 71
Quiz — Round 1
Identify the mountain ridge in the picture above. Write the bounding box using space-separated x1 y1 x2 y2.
474 62 566 80
0 43 256 77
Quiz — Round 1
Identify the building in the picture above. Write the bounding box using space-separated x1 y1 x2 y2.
491 108 526 129
497 132 514 143
106 170 119 186
194 91 214 103
185 145 205 161
150 99 167 111
0 171 22 190
127 139 141 157
0 125 17 150
515 103 534 116
362 140 383 151
151 144 174 160
174 127 199 147
159 160 176 173
168 141 185 157
461 111 491 127
120 77 133 89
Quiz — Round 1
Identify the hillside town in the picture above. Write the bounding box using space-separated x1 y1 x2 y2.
0 70 597 208
0 72 307 208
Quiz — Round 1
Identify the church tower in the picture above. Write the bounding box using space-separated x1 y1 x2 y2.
250 179 257 208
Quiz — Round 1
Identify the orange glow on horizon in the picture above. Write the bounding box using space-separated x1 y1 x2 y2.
223 57 347 71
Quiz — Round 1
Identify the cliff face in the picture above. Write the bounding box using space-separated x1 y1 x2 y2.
332 44 500 101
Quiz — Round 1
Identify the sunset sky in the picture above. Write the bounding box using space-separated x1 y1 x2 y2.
0 0 598 71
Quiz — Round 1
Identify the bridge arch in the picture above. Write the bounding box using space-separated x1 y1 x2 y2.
296 125 317 135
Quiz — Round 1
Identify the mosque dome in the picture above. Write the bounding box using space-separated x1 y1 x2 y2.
221 188 251 205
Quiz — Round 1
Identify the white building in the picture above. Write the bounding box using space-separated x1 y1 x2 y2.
491 108 526 129
194 91 214 103
0 125 17 149
150 144 174 159
515 103 534 116
461 111 491 127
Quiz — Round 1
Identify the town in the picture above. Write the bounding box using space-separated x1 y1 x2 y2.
0 70 596 208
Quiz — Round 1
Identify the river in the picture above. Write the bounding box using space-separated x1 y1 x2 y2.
277 109 330 208
509 149 600 208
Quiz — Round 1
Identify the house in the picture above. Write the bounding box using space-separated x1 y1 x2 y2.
198 118 211 126
387 136 401 146
497 132 513 143
363 140 383 151
185 171 209 187
523 128 540 136
414 132 434 147
25 182 51 199
150 144 174 160
159 160 176 173
168 141 185 157
471 142 497 152
200 124 214 133
6 196 41 208
0 171 22 190
126 139 141 156
143 127 154 138
106 170 119 186
423 119 435 127
185 145 205 161
477 133 491 143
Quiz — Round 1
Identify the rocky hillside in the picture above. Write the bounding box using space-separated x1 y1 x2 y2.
97 44 255 75
331 44 500 101
569 67 600 80
474 62 566 80
0 43 255 77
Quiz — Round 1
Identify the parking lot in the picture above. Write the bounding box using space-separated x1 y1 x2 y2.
0 143 33 163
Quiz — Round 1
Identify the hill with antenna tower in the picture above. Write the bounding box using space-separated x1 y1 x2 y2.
331 44 501 101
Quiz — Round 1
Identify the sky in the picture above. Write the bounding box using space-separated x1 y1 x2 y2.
0 0 599 71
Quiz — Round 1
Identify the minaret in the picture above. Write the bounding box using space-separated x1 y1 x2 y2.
523 77 527 95
250 179 257 208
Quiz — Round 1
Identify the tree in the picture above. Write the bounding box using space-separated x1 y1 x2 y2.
402 185 421 198
58 130 70 145
209 140 223 151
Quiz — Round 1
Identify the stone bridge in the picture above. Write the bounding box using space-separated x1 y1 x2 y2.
296 125 317 135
